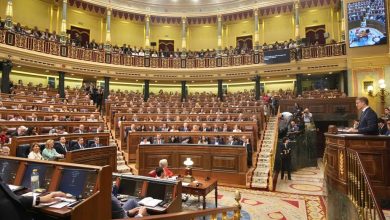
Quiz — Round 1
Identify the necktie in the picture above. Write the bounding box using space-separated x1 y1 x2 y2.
63 144 67 152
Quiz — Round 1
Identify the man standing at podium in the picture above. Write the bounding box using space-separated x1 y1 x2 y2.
348 97 378 135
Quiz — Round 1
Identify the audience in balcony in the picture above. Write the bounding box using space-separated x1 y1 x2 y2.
1 19 342 61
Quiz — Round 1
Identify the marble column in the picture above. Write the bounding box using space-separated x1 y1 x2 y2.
105 8 112 47
342 71 348 96
340 0 345 42
294 0 300 40
253 8 260 51
181 17 187 55
296 74 303 96
217 14 222 55
255 75 261 100
103 77 110 101
144 80 150 102
1 60 12 94
181 81 187 101
60 0 67 43
145 15 151 51
4 0 13 29
58 71 65 98
218 80 223 101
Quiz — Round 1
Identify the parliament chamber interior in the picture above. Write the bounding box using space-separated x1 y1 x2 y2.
0 0 389 219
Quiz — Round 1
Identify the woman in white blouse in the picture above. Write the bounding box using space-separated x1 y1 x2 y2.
28 142 43 160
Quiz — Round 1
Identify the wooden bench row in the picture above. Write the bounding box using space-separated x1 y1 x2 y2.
113 112 261 134
0 109 101 121
108 106 264 125
0 100 98 112
126 131 253 162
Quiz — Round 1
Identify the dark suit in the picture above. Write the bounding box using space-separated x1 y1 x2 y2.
211 138 224 145
54 143 69 155
179 127 190 132
280 142 292 180
70 143 85 151
153 139 164 144
0 177 33 220
358 107 379 135
89 143 101 148
378 125 388 135
239 140 252 167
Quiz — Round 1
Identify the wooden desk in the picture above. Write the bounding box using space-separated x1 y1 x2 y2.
64 146 117 172
129 131 253 163
0 156 112 220
324 133 390 220
324 133 390 199
137 144 248 186
112 174 182 214
182 178 218 209
121 122 258 152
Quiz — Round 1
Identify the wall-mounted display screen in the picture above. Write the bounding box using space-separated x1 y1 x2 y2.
264 49 291 64
347 0 387 48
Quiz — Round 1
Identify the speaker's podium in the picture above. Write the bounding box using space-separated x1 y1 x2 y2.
0 156 112 220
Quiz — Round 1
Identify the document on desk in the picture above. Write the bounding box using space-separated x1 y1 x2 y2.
8 184 24 192
50 202 70 209
138 197 162 207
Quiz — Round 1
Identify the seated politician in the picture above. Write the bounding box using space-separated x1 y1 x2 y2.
347 97 378 135
70 137 86 151
111 195 148 219
148 159 174 178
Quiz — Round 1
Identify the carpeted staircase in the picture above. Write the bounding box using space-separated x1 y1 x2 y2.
104 117 132 173
251 116 278 189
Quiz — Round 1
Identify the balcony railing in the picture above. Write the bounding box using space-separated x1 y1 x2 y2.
0 30 346 69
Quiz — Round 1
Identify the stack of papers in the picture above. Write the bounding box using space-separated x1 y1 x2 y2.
8 185 24 192
138 197 162 207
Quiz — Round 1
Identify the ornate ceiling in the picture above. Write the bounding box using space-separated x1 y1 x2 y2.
84 0 293 17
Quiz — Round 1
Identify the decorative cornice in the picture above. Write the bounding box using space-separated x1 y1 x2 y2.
57 0 340 25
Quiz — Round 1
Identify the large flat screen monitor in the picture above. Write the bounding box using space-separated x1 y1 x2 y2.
264 49 291 64
58 168 97 198
21 163 53 190
347 0 387 48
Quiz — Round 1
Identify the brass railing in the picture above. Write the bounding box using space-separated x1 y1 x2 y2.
346 149 386 220
135 191 242 220
268 107 280 191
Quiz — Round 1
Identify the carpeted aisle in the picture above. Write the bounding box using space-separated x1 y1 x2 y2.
183 186 326 220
